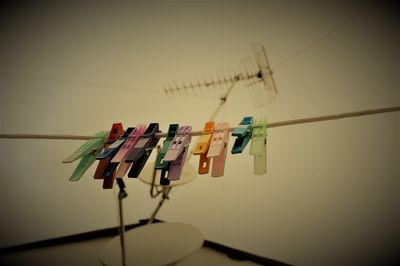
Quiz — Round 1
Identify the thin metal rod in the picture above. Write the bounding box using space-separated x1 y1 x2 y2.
148 187 171 224
118 191 127 266
0 106 399 140
209 79 237 121
146 81 239 224
150 145 163 198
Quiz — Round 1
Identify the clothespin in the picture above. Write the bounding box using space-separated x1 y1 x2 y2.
97 127 135 160
100 127 136 189
231 116 253 154
207 122 229 177
62 131 108 181
113 124 147 178
155 124 179 170
93 123 124 179
63 131 108 163
154 124 179 185
125 123 160 178
249 119 267 175
193 121 215 174
163 125 192 183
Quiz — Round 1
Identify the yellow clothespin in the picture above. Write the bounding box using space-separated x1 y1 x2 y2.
249 119 267 175
193 121 215 174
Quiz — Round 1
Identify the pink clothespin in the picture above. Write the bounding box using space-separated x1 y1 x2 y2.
163 126 192 181
113 124 147 178
207 122 230 177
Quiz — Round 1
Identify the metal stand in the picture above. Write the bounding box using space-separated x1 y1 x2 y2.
116 178 128 266
145 79 239 224
147 146 172 224
145 81 238 224
148 186 171 224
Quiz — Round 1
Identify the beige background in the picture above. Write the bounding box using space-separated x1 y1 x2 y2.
1 1 399 265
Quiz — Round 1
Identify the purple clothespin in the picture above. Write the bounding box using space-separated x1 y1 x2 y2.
163 126 192 180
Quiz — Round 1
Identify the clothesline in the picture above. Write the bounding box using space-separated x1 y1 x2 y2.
0 106 398 140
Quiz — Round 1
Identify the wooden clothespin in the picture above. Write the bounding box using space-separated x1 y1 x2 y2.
154 124 179 186
62 131 108 181
231 116 253 154
125 123 160 178
113 124 147 178
94 123 124 180
100 127 136 189
163 125 192 184
207 122 229 177
193 121 215 174
250 119 267 175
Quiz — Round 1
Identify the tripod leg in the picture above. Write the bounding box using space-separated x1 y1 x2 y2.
148 187 171 224
116 178 127 266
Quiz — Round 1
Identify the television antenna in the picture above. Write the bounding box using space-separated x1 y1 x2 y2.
163 43 278 112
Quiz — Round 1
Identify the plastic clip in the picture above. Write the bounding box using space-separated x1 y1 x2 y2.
125 123 160 178
154 124 179 185
113 124 147 178
250 119 267 175
101 127 136 189
62 131 108 181
96 127 135 160
207 122 229 177
231 116 253 154
93 123 124 179
163 125 192 184
193 121 215 174
155 124 179 170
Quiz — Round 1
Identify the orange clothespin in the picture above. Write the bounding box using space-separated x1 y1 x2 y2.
193 121 215 174
207 122 229 177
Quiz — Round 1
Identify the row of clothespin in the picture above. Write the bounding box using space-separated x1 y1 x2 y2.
62 117 267 189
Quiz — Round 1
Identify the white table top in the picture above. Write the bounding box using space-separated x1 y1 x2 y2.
101 222 204 266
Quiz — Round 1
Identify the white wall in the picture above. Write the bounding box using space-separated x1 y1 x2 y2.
1 1 399 265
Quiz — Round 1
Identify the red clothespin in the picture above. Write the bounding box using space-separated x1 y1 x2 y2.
93 123 124 179
163 125 192 182
193 121 215 174
113 124 147 178
207 122 229 177
96 127 135 160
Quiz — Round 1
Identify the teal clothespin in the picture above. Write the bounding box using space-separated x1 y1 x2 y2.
231 116 253 154
155 124 179 170
250 119 267 175
62 131 108 181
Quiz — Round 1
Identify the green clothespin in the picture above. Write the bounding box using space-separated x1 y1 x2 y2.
155 124 179 170
250 119 267 175
155 124 179 186
62 131 108 181
231 116 253 154
68 149 102 181
63 131 108 163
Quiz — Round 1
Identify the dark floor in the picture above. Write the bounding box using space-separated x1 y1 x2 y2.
0 236 262 266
